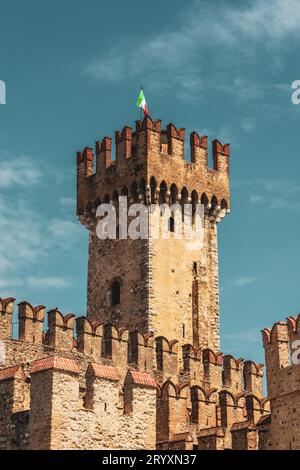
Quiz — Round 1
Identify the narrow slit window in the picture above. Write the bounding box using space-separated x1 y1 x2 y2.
111 280 120 306
169 216 175 233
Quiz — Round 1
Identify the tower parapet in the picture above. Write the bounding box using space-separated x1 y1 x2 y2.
77 116 230 222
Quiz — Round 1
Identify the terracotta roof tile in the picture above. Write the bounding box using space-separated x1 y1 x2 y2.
170 432 193 443
257 414 271 426
231 420 256 432
89 363 120 381
30 356 80 375
197 426 224 438
129 370 157 388
0 365 25 382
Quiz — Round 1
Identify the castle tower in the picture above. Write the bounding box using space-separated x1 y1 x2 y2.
76 116 230 350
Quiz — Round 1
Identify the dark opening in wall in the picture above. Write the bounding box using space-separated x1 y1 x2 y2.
111 280 120 306
169 216 175 233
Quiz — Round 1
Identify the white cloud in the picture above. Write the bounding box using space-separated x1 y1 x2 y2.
0 276 71 290
230 276 259 288
229 0 300 41
246 178 300 210
0 277 24 289
60 197 76 209
48 218 80 243
250 194 265 204
0 156 80 298
0 155 42 188
241 117 257 132
222 328 261 344
85 0 300 102
27 276 71 288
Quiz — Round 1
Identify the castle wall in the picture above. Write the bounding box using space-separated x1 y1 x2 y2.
0 297 268 450
262 317 300 449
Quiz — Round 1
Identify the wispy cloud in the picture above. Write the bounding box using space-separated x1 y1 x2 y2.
222 328 261 344
0 155 80 297
85 0 300 103
0 155 42 188
0 276 71 289
222 276 259 292
240 117 257 133
27 276 71 289
48 219 79 243
60 196 76 209
245 178 300 210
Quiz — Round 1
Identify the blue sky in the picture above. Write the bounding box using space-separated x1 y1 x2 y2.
1 0 300 363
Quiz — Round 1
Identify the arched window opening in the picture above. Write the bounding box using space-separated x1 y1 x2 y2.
170 184 178 205
150 176 157 204
201 193 208 206
111 280 120 306
130 182 138 203
191 389 199 424
191 190 198 224
103 194 110 204
121 186 128 196
221 199 228 210
139 178 146 204
159 181 167 205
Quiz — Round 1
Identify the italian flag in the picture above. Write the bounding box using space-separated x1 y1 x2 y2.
137 88 149 117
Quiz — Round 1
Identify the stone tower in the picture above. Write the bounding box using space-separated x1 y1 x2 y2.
76 116 230 351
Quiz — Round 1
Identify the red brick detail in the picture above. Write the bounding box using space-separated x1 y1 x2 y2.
0 297 15 312
129 370 157 388
89 363 120 381
30 356 80 375
0 365 26 382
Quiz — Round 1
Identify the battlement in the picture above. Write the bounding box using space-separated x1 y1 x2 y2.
0 297 265 393
262 315 300 399
76 116 230 226
0 356 157 450
0 295 269 450
261 315 300 449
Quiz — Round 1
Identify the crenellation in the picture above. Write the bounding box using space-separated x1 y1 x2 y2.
45 309 75 350
262 316 300 449
202 348 222 389
223 355 244 392
182 344 203 382
128 330 154 372
115 126 132 161
18 302 45 343
76 316 103 361
0 297 15 339
0 294 270 450
103 324 129 376
155 337 178 380
212 139 230 174
243 361 264 397
190 131 208 165
76 117 230 222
